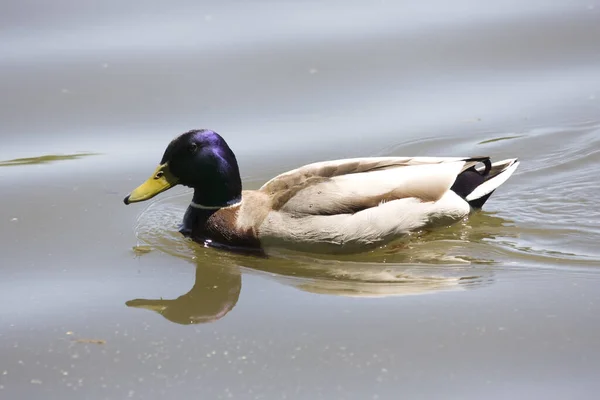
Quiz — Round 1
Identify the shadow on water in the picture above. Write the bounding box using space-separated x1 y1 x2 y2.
123 196 522 325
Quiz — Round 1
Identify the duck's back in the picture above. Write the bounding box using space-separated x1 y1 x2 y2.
253 157 482 253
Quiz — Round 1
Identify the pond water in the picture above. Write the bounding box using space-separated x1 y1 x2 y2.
1 1 600 399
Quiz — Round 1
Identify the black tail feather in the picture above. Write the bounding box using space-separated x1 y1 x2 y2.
466 190 494 209
450 158 492 209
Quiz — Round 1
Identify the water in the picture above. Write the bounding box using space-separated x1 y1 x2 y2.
1 1 600 398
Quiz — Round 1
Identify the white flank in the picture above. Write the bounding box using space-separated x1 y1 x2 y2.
259 190 470 253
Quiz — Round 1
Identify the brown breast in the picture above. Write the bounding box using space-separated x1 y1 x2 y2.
192 206 262 251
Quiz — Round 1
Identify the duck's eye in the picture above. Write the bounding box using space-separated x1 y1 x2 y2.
155 171 164 179
189 143 198 153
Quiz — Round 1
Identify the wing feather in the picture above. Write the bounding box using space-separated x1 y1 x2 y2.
260 157 475 215
258 191 471 253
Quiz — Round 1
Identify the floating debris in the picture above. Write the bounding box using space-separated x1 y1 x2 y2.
0 153 98 167
478 135 522 145
132 245 152 256
73 338 106 345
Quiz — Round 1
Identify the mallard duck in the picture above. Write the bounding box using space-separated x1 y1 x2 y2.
124 129 519 254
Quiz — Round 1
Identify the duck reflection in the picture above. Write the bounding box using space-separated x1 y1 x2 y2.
126 265 241 325
127 210 514 325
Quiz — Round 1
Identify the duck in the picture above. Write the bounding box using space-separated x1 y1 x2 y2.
124 129 519 254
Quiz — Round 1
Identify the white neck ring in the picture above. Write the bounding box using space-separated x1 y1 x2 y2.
190 200 241 210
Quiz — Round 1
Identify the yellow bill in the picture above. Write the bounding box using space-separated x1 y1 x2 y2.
123 163 179 204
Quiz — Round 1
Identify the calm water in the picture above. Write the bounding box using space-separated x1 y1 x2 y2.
2 1 600 399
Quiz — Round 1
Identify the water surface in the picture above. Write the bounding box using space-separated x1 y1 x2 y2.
1 1 600 399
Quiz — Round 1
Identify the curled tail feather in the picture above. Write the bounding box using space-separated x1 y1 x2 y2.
451 158 519 208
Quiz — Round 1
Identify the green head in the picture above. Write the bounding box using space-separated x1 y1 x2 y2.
124 129 242 207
